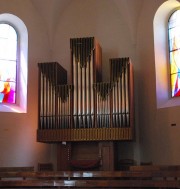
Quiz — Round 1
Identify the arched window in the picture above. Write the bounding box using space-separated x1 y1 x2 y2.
0 23 17 104
168 9 180 97
154 0 180 108
0 14 28 113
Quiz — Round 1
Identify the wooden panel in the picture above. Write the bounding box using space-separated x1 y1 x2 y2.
57 141 116 171
71 142 99 160
57 142 71 171
69 142 100 171
37 163 53 171
37 127 133 142
99 142 114 171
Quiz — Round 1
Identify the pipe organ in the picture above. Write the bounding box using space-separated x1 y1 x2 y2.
110 58 131 128
37 37 134 142
38 62 67 130
71 37 102 129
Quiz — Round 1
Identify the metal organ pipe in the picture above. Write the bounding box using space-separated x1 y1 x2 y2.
125 59 130 126
94 83 112 128
90 54 94 127
70 37 97 129
37 38 134 142
110 58 130 128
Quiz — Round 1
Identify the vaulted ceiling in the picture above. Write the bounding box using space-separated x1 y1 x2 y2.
30 0 144 46
30 0 72 42
30 1 144 27
31 0 72 27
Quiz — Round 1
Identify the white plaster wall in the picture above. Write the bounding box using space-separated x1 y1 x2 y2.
0 0 52 169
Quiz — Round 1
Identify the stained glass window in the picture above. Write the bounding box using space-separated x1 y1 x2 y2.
0 24 17 103
168 9 180 97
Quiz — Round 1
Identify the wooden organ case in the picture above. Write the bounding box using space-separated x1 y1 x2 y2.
37 37 134 171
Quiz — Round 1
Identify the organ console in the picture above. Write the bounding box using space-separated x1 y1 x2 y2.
37 37 134 170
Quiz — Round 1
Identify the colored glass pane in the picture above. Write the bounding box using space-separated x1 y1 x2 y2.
0 24 17 103
169 10 180 97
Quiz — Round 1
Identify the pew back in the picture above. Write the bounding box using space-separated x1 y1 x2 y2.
130 165 180 171
0 167 34 172
0 170 179 188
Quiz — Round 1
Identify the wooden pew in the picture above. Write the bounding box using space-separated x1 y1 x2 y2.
0 166 34 181
0 166 34 172
0 170 179 188
130 165 180 171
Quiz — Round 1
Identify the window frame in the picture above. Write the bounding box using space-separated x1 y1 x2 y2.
0 13 28 113
168 8 180 98
0 22 18 104
154 1 180 109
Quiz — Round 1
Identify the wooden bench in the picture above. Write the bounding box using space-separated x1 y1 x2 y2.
130 165 180 171
0 166 34 181
0 166 34 172
0 170 179 188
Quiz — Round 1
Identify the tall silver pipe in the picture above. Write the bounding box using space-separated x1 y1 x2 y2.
86 60 90 128
125 61 129 126
73 56 77 113
40 67 43 129
90 54 94 128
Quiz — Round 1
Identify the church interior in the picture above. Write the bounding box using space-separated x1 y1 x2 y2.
0 0 180 182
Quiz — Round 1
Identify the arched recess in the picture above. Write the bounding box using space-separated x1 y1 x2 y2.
0 13 28 113
154 0 180 108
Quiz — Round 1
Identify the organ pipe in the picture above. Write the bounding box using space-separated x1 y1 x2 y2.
37 37 134 142
38 62 67 130
70 37 102 129
110 57 131 127
94 82 112 128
